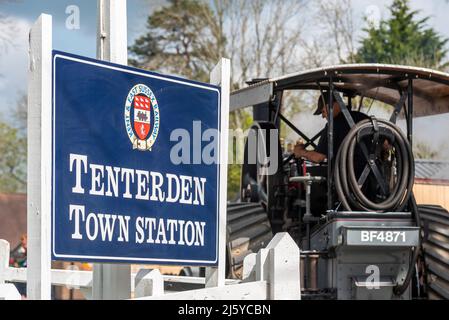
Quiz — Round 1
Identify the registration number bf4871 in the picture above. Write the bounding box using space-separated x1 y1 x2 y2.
360 230 406 243
343 227 419 246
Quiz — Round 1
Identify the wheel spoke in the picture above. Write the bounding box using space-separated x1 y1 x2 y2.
259 187 268 204
358 141 389 195
357 164 371 187
370 162 389 195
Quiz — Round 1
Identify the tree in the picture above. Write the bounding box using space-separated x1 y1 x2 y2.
0 122 26 193
0 12 26 193
312 0 356 64
413 142 441 160
0 12 17 54
13 94 27 134
0 11 19 85
129 0 221 82
130 0 308 130
355 0 448 69
130 0 307 86
0 94 27 193
224 0 307 86
130 0 307 200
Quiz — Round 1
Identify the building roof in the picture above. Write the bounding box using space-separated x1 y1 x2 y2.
415 159 449 184
0 193 26 247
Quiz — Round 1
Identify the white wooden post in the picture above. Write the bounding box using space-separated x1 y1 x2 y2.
27 13 53 300
0 284 21 300
206 58 231 288
241 233 301 300
92 0 131 300
134 269 164 298
0 240 9 284
242 253 256 281
256 248 270 281
265 233 301 299
96 0 128 63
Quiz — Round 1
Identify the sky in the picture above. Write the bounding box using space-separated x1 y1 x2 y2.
352 0 449 39
1 0 449 159
0 0 166 118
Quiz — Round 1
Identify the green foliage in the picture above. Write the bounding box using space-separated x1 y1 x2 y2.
227 109 253 201
129 0 221 82
0 122 26 193
413 141 441 160
355 0 448 69
130 0 254 200
227 163 242 201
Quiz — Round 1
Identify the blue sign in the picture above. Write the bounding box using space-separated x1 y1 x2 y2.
51 51 221 265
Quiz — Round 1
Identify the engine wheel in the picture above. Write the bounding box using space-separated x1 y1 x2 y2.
240 122 283 215
226 202 273 278
419 204 449 299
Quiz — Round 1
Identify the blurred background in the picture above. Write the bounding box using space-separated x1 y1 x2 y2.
1 0 449 298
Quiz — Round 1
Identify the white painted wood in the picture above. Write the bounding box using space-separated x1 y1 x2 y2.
96 0 128 64
242 233 301 299
256 248 270 281
1 268 26 284
132 281 268 300
0 284 21 300
27 13 53 300
1 234 300 300
242 253 257 281
206 58 231 288
51 269 93 288
134 269 164 298
162 275 239 285
0 240 9 284
266 233 301 300
4 267 92 288
93 0 131 300
2 264 239 289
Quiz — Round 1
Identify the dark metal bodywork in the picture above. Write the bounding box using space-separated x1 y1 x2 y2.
307 213 419 299
231 64 449 213
229 64 449 300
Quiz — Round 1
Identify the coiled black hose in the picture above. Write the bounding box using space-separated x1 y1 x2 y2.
334 118 415 212
334 118 420 296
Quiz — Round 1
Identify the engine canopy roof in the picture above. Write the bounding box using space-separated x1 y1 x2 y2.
231 64 449 118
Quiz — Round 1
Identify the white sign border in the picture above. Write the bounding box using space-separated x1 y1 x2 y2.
52 52 221 265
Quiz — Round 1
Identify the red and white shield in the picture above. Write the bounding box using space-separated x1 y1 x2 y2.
133 95 152 140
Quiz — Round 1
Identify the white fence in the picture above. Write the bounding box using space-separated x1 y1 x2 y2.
2 1 302 301
0 233 301 300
